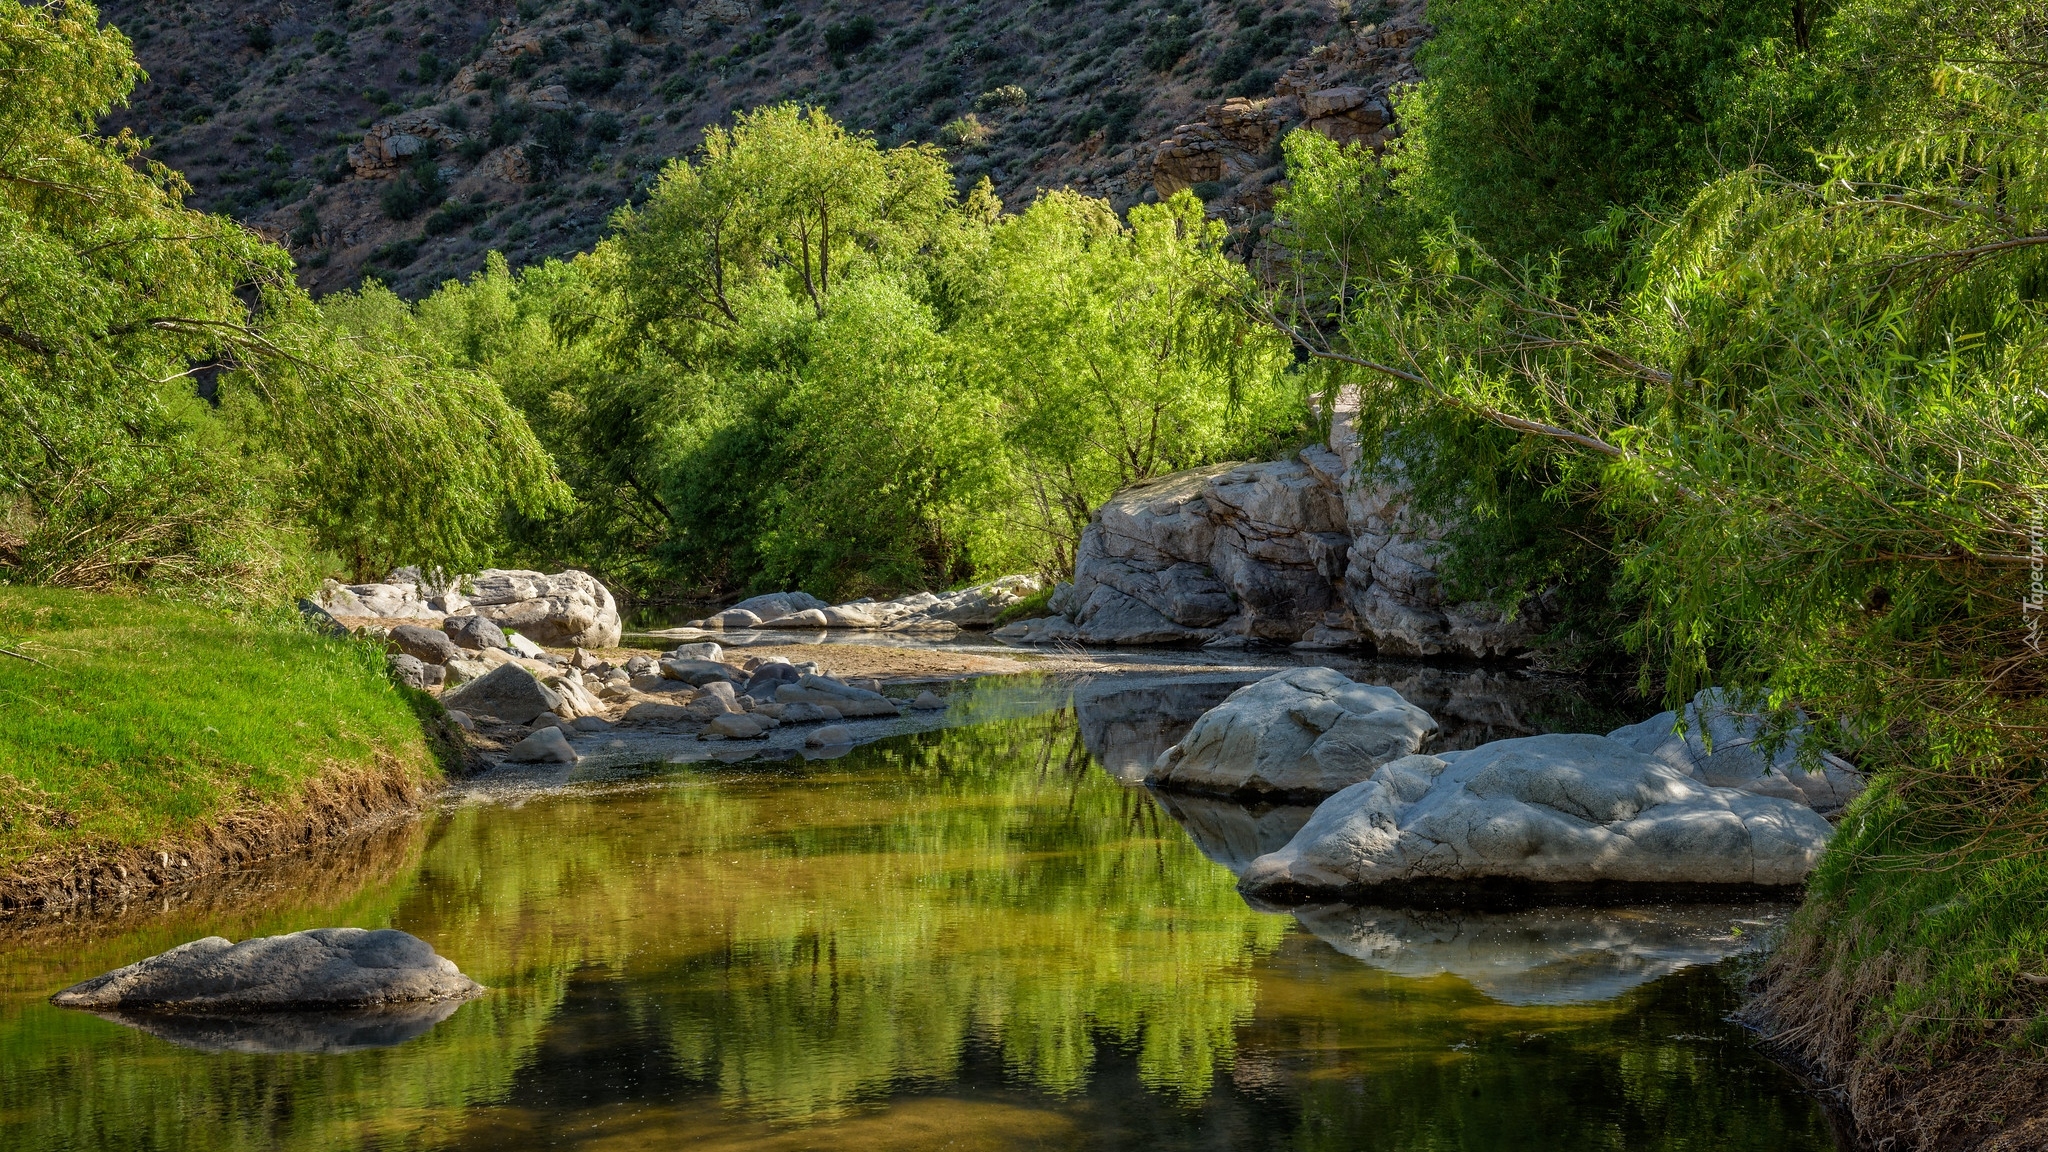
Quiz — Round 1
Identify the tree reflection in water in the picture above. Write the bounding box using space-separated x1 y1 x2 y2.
0 675 1839 1151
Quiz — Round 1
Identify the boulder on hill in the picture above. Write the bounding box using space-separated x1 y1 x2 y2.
440 663 562 724
1238 732 1837 900
50 928 481 1011
1148 667 1438 798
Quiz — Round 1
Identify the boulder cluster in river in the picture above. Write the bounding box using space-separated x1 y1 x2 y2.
305 566 949 762
1147 668 1864 898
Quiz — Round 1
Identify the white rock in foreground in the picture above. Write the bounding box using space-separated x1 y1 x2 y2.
51 928 482 1010
1239 732 1835 897
1148 667 1438 797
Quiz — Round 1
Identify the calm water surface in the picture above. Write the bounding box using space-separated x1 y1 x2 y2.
0 678 1843 1151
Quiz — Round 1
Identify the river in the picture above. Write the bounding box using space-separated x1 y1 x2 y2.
0 666 1847 1150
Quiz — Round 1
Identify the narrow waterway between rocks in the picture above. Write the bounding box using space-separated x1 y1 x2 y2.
0 666 1847 1151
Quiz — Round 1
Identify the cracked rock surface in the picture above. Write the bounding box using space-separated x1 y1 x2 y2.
1239 732 1837 897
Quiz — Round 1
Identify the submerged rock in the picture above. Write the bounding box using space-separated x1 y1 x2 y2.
1150 791 1320 875
1148 668 1438 798
51 928 481 1011
1239 733 1836 899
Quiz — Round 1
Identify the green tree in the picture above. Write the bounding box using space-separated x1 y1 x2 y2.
0 1 563 597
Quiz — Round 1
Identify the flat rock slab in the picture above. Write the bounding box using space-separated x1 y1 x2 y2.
51 928 483 1011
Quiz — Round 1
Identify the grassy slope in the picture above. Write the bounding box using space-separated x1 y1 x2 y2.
0 586 437 872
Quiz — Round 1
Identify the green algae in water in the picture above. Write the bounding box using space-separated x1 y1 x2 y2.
0 704 1841 1151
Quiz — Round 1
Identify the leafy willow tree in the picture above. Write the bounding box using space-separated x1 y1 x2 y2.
1270 0 2048 1136
406 104 1308 601
0 0 562 597
964 191 1297 572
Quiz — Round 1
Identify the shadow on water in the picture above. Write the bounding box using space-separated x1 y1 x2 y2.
0 662 1844 1151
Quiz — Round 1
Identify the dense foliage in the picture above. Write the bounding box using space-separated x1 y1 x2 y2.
1270 0 2048 1137
393 104 1307 602
0 1 562 598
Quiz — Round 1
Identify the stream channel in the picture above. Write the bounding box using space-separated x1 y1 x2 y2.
0 649 1848 1150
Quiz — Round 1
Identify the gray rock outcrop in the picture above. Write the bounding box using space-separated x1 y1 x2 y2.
387 624 459 665
774 674 900 718
442 614 508 652
440 662 562 724
50 928 481 1010
744 576 1042 633
1148 668 1438 798
997 388 1532 654
503 726 577 763
1239 732 1837 898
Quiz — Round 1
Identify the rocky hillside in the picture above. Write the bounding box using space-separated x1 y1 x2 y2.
98 0 1426 297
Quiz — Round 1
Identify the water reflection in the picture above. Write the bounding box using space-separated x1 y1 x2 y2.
1149 791 1318 874
1288 902 1787 1006
91 999 468 1053
0 692 1836 1151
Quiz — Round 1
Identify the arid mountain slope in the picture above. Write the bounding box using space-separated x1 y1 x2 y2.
100 0 1423 297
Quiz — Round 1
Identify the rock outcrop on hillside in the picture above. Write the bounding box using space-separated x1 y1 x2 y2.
1145 3 1427 214
997 389 1532 654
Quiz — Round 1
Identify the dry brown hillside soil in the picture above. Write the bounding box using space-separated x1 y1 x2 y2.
99 0 1421 297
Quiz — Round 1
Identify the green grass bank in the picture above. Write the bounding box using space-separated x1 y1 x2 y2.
0 587 443 912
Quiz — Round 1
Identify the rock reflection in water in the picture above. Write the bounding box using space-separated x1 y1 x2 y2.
1291 902 1788 1005
95 998 467 1053
1149 791 1317 875
1075 677 1247 779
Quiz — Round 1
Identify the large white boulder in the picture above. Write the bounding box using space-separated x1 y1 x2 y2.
1606 688 1865 815
1239 731 1837 898
1148 667 1438 797
466 569 621 648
